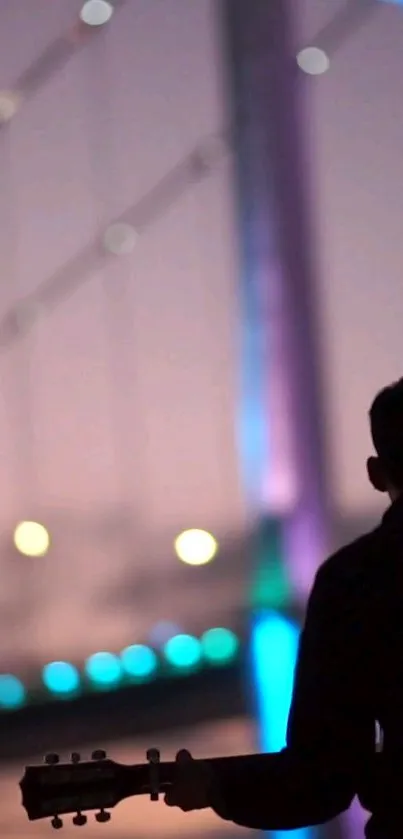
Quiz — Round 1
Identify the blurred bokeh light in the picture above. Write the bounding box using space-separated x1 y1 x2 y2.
0 90 21 124
85 652 122 687
0 675 26 710
13 521 50 557
120 644 158 681
296 46 330 75
42 661 80 696
80 0 114 26
163 634 202 670
103 222 138 255
201 627 239 665
148 621 182 648
174 529 218 566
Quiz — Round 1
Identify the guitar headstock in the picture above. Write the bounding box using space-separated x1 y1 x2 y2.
20 748 153 828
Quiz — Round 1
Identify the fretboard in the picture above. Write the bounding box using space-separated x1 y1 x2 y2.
125 752 269 797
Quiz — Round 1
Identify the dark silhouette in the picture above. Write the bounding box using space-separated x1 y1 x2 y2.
165 379 403 839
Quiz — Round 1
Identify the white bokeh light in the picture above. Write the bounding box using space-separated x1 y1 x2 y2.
14 521 50 558
103 223 138 255
0 91 21 124
80 0 114 26
296 47 330 76
174 529 218 566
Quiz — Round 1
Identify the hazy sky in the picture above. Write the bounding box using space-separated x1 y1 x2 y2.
0 0 403 669
0 0 245 668
295 0 403 515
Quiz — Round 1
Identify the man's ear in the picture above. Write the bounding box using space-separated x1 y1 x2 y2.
367 456 388 493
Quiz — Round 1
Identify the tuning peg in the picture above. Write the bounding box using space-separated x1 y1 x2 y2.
91 749 107 760
72 812 87 826
95 810 111 823
71 752 81 763
51 816 63 829
146 748 160 801
45 753 60 765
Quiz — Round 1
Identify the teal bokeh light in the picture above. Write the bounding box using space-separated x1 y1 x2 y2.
0 674 26 709
85 652 122 687
201 627 239 665
42 661 80 695
163 634 202 670
120 645 158 680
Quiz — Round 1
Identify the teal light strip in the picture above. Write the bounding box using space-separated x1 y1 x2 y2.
0 627 241 710
251 611 313 839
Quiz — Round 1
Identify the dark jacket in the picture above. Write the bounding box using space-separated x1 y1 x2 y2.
211 497 403 838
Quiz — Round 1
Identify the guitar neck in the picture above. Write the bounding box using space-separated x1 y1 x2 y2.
127 753 265 797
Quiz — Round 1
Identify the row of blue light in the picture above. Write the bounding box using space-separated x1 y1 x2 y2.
0 628 239 709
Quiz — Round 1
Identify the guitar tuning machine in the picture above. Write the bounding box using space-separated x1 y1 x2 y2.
73 812 87 826
92 749 107 760
71 752 81 764
95 809 111 823
51 816 63 829
146 748 160 801
44 753 60 765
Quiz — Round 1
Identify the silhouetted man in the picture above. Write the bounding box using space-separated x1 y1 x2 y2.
165 379 403 839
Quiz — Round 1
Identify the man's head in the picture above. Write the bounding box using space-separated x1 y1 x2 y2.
367 378 403 500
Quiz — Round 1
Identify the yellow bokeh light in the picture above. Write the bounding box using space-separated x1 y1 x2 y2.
14 521 50 557
174 529 218 566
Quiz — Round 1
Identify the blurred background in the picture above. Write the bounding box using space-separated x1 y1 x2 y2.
0 0 402 837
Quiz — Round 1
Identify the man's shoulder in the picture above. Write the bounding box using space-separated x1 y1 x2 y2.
317 527 382 587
